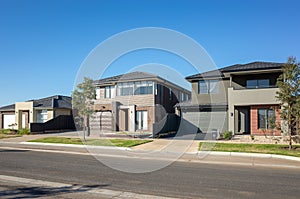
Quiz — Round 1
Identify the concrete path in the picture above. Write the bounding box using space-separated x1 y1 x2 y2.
132 139 200 154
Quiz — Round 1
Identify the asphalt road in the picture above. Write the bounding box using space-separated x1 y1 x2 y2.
0 149 300 199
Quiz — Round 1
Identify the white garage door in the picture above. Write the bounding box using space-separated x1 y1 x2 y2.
3 114 16 129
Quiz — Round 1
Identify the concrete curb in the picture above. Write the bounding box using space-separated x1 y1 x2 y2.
1 141 300 163
198 151 300 162
19 141 131 151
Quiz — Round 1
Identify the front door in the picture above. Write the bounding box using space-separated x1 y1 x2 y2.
235 106 250 134
119 109 129 131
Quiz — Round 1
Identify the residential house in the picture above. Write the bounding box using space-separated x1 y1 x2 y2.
177 62 284 136
0 95 72 130
91 71 190 133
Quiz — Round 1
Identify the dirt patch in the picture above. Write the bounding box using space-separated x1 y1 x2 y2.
279 146 300 151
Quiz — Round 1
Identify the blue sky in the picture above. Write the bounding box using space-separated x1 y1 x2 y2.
0 0 299 106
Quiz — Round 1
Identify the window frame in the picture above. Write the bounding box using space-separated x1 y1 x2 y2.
258 108 276 129
136 110 148 130
246 79 270 89
198 80 219 94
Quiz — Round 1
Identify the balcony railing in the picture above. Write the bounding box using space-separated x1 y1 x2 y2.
232 85 278 90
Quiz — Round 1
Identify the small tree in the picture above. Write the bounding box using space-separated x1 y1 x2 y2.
276 57 300 150
72 77 96 140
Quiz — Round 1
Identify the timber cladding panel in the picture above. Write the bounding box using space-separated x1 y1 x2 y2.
95 94 155 107
90 111 113 132
94 104 112 111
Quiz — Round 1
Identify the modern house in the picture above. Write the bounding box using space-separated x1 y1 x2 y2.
91 71 190 133
176 62 284 136
0 95 73 131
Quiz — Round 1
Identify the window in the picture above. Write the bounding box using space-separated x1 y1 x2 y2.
96 87 101 99
136 111 148 130
169 88 173 100
199 80 219 94
185 94 189 101
134 81 153 95
105 86 115 98
246 79 270 88
37 110 48 123
117 82 134 96
258 108 275 129
180 92 185 102
118 81 152 96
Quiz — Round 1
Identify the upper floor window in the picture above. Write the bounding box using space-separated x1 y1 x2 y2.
117 81 153 96
198 80 219 94
185 94 189 101
134 81 153 95
246 79 270 88
169 88 173 100
118 82 134 96
105 86 115 98
180 92 185 102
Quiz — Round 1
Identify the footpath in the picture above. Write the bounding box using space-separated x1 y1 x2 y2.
0 133 300 169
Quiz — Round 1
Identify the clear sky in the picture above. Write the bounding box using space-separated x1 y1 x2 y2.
0 0 299 106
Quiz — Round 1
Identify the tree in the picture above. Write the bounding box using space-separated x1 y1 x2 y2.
276 57 300 150
72 77 96 140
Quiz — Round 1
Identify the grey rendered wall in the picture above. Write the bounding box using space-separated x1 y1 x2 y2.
191 79 229 105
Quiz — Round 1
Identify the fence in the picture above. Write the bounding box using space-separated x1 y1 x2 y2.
30 115 75 133
152 113 180 137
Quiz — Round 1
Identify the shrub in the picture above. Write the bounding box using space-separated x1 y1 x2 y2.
222 131 233 140
18 128 30 135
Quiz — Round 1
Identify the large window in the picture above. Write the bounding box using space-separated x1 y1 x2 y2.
258 108 275 129
117 81 153 96
246 79 270 88
136 110 148 130
117 82 134 96
37 110 48 123
198 80 219 94
134 81 153 95
105 86 115 98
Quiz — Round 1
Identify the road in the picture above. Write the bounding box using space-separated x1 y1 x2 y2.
0 149 300 199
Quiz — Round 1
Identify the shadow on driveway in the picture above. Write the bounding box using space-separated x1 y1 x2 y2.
0 184 109 199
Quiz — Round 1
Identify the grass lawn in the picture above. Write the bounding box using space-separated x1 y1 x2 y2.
29 137 152 147
0 129 22 139
0 134 21 139
199 142 300 157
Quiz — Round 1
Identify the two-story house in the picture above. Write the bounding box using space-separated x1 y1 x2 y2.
91 71 190 134
177 62 284 136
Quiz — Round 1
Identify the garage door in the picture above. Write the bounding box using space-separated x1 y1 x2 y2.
90 111 113 132
3 114 16 129
181 111 227 133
